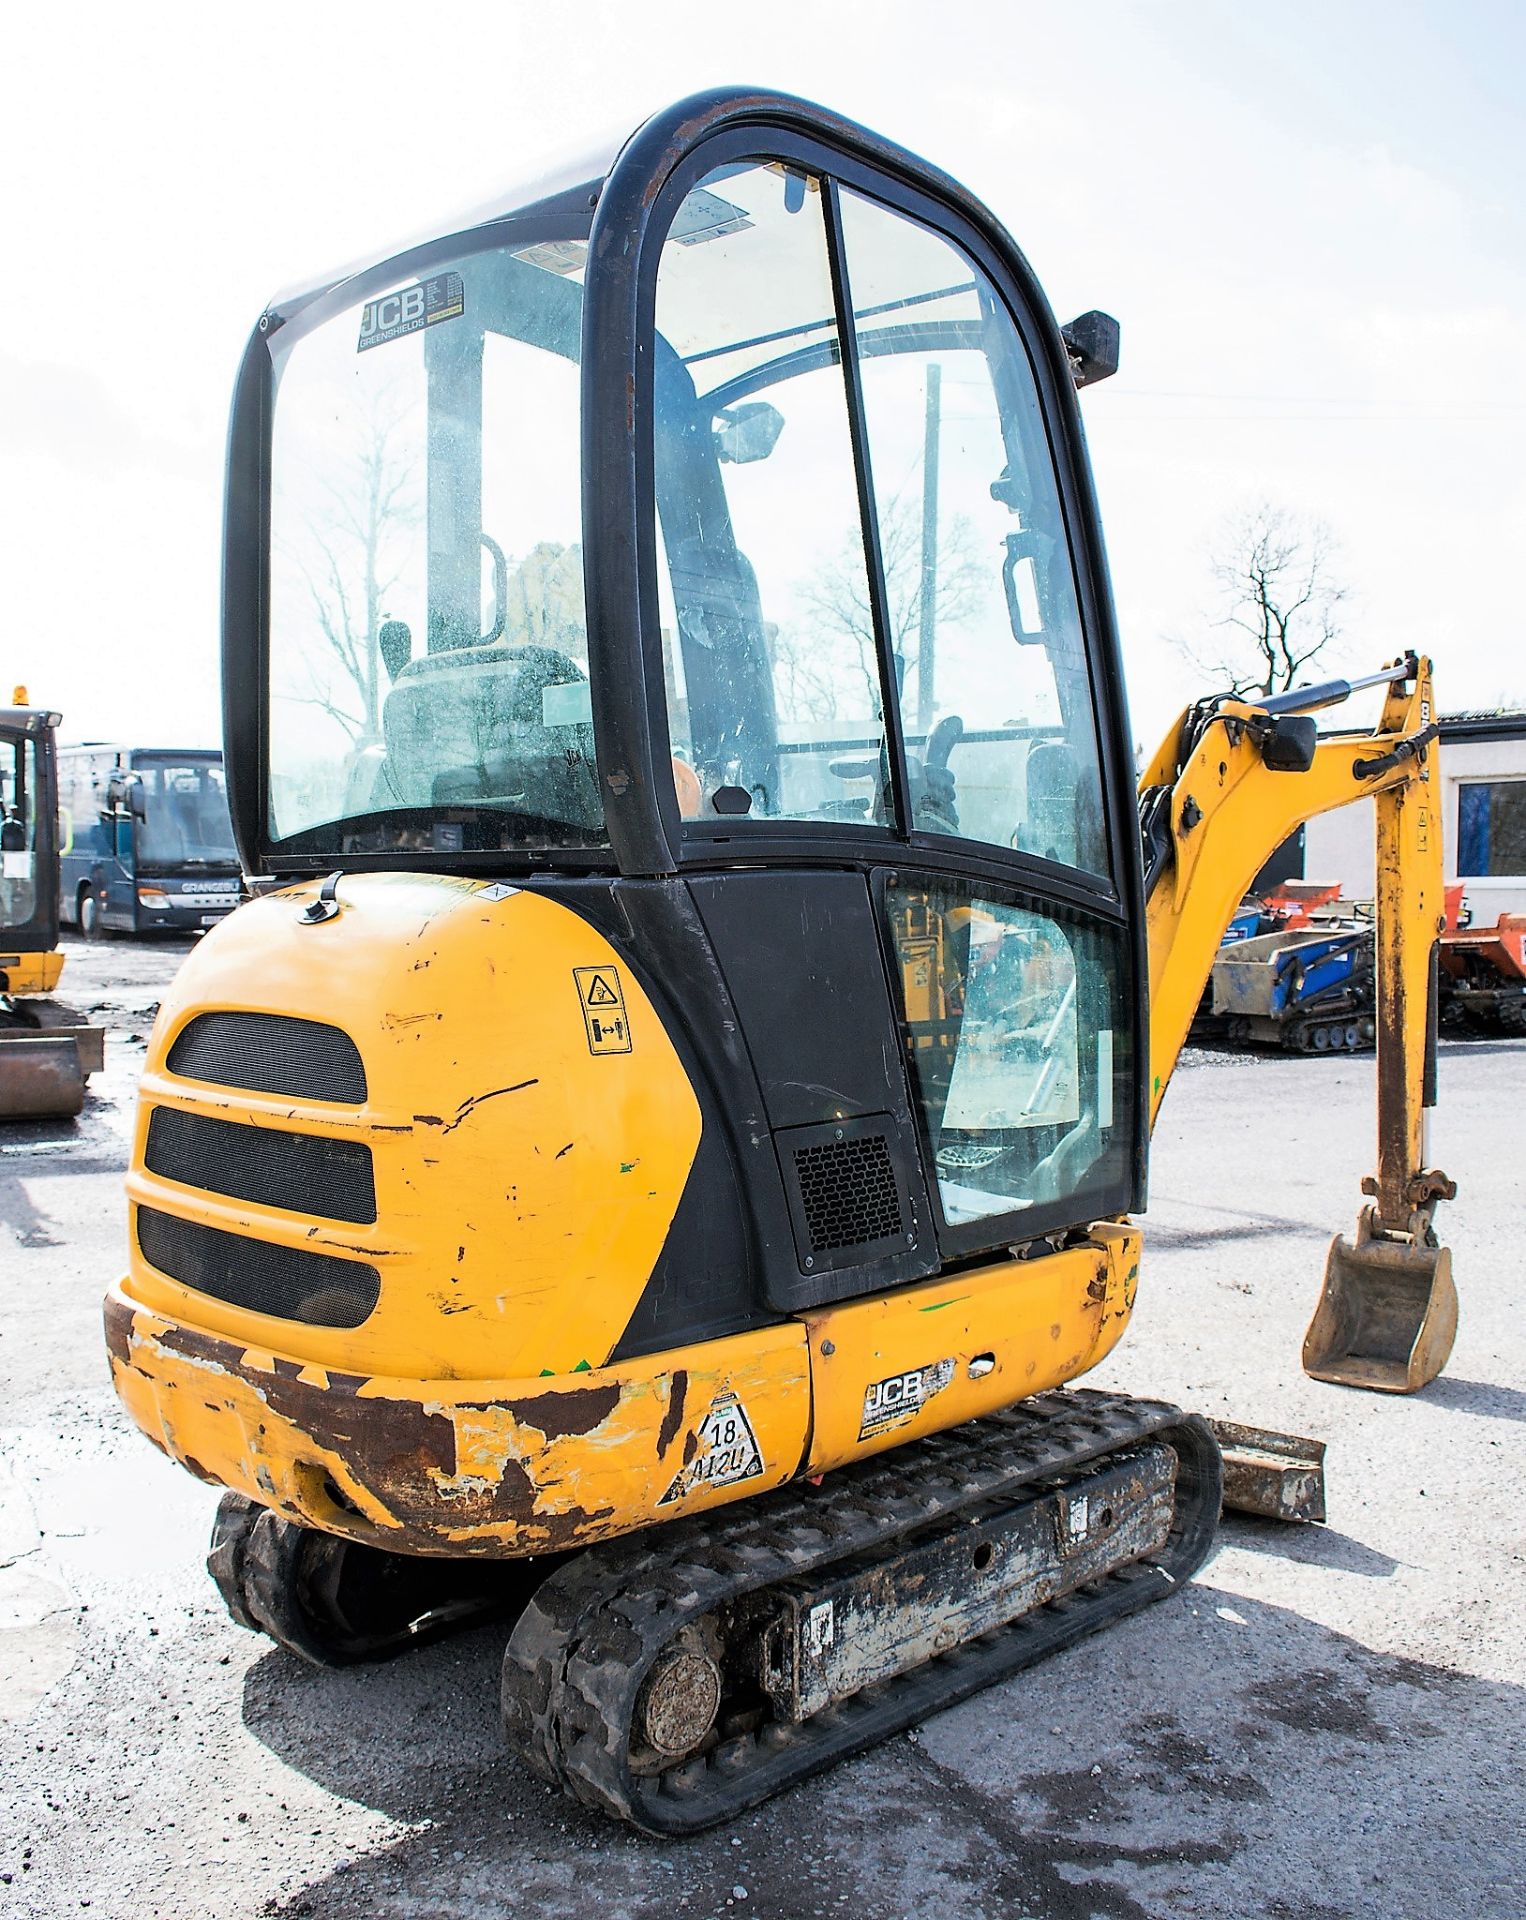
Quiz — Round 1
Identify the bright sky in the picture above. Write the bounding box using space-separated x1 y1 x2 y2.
3 0 1522 757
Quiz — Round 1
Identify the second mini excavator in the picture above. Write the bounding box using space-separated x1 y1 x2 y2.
104 89 1456 1831
2 691 104 1118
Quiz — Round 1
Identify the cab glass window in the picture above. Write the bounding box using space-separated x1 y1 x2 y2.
887 876 1131 1229
839 191 1110 881
267 237 606 855
0 734 38 926
652 164 890 828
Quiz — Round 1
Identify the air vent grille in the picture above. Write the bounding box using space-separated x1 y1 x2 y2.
145 1107 376 1224
136 1206 380 1329
792 1131 905 1255
166 1012 367 1104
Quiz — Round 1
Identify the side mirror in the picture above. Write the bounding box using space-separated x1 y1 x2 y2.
1060 310 1121 388
127 779 147 819
715 402 785 465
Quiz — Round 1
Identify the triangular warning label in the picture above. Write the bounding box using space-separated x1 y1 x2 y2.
573 966 633 1055
658 1391 764 1506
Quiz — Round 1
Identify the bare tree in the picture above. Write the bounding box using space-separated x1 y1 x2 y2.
501 541 586 656
780 495 985 719
294 395 419 741
1178 502 1347 697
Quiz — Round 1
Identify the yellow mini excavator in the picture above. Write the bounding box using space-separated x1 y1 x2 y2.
2 690 104 1118
103 90 1456 1832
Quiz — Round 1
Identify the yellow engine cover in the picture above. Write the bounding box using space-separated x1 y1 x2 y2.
121 874 702 1382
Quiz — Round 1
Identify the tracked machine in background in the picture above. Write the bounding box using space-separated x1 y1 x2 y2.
104 90 1458 1831
1208 912 1376 1054
1439 911 1526 1036
1 692 103 1118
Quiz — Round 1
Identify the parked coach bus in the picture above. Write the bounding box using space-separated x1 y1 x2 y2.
57 747 242 937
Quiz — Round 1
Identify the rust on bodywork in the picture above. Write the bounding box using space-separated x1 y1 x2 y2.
103 1286 811 1560
655 1368 688 1459
509 1382 622 1440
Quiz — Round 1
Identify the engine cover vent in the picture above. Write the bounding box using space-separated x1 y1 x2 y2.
145 1106 377 1225
135 1206 380 1329
167 1011 367 1104
777 1115 911 1274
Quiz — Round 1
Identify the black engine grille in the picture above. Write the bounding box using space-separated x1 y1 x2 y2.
136 1206 380 1328
145 1106 376 1224
166 1012 367 1104
791 1130 905 1256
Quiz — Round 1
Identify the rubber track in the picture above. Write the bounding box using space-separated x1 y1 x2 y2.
501 1388 1222 1833
238 1507 373 1666
212 1503 544 1668
206 1492 264 1636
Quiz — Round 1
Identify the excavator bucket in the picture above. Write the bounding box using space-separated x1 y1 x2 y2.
1303 1206 1457 1393
0 1035 86 1119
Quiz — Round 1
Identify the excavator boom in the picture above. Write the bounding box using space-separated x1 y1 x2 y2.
1140 654 1457 1390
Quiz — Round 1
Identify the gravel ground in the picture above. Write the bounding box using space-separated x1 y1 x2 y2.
1 933 1522 1919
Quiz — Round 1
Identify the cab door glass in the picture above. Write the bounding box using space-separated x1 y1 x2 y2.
888 876 1131 1229
0 735 37 925
838 190 1110 881
652 164 891 828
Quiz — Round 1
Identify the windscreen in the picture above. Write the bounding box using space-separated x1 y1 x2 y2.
133 761 238 868
265 228 603 856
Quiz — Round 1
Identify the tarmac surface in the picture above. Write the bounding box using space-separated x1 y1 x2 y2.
1 933 1522 1919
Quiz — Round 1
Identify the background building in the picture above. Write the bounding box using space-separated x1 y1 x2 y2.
1302 711 1526 918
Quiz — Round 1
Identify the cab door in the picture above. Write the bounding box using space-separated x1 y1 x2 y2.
830 187 1138 1254
590 104 1146 1301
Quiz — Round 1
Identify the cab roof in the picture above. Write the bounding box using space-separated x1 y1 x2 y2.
0 706 61 734
265 135 620 322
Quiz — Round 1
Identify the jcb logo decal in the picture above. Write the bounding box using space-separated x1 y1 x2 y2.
357 273 464 352
859 1358 955 1440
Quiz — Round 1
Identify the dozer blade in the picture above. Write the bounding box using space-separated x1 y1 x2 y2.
0 1035 86 1119
1303 1205 1457 1393
1208 1419 1326 1523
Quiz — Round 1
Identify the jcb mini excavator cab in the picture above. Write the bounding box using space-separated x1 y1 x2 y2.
104 89 1449 1831
1 696 102 1117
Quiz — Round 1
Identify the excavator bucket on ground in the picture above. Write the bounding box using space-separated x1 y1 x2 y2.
0 1033 86 1118
1305 1204 1457 1393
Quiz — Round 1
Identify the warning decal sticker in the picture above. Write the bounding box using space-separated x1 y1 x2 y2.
658 1391 764 1506
357 272 465 352
858 1358 956 1441
573 965 632 1055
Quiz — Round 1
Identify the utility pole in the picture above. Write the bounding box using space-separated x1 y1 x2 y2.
916 362 941 732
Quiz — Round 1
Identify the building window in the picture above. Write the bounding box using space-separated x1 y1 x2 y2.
1457 780 1526 878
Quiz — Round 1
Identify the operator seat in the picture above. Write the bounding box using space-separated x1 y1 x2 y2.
1019 739 1083 869
379 643 604 831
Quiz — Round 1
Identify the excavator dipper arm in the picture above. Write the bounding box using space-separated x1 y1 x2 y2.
1139 653 1457 1392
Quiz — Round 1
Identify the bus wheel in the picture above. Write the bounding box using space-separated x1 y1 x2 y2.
79 889 101 940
